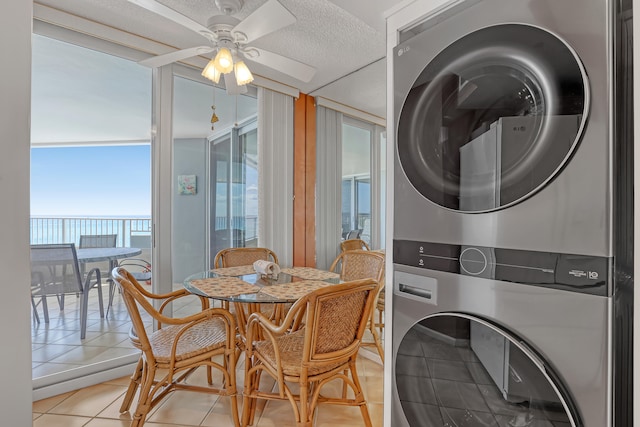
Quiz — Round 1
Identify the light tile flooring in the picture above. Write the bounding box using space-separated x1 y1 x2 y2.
31 282 142 379
32 283 384 426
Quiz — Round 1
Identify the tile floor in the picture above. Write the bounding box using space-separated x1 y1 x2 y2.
31 282 145 379
33 353 383 427
32 283 384 426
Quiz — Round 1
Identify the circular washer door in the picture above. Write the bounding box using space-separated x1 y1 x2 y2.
395 313 580 426
397 24 588 212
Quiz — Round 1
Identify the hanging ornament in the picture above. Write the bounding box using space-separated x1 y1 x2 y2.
210 85 219 130
210 105 219 130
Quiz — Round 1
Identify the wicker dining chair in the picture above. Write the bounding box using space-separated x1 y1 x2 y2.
329 250 385 362
213 247 281 326
112 267 240 427
242 278 379 427
213 247 279 268
340 238 370 252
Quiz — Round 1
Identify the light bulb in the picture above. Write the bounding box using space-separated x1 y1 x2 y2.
234 60 254 86
213 47 234 73
201 59 221 83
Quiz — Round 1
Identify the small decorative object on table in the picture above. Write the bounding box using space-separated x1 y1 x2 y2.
253 259 281 280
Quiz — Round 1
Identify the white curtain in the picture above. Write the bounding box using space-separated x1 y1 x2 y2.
315 106 343 270
257 87 294 267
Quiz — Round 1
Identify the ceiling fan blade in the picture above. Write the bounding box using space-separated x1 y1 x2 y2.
232 0 296 43
128 0 217 41
249 48 316 82
139 46 214 68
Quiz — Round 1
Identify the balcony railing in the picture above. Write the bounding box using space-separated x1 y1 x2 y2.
30 217 152 247
30 216 258 247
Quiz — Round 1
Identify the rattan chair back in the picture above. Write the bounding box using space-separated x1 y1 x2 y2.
242 278 379 426
329 249 385 362
340 238 370 252
213 247 279 268
329 249 384 283
303 279 377 359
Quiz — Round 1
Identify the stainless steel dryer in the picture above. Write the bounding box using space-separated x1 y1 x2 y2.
391 0 633 426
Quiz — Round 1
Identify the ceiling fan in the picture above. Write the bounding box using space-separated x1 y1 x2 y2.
129 0 316 93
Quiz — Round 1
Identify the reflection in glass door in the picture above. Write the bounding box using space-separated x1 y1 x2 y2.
342 119 372 243
209 121 258 261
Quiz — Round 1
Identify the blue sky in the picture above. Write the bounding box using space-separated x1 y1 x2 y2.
31 145 151 217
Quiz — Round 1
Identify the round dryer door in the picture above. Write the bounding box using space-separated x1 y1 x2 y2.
395 314 580 426
397 24 588 212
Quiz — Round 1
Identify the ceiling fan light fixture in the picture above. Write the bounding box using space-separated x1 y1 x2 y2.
234 60 254 85
201 59 221 83
213 47 234 73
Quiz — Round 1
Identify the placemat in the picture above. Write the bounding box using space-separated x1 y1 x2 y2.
211 265 256 277
258 280 335 300
280 267 340 280
189 277 260 298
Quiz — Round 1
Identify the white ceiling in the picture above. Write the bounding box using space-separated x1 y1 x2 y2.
34 0 405 119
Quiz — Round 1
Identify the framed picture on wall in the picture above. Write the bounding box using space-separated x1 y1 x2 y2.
178 174 197 195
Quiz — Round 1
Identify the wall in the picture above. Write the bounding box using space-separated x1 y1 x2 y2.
172 138 207 282
0 0 34 424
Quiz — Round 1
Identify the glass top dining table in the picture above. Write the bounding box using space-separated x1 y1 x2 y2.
183 266 342 304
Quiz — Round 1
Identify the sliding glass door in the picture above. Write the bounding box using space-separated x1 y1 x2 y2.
209 121 258 260
30 33 151 386
341 117 379 244
171 72 257 281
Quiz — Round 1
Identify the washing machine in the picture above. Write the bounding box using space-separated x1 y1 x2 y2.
391 0 633 426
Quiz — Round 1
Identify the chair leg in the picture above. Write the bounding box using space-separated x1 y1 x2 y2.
369 314 384 363
106 280 116 317
242 358 262 427
96 282 105 318
298 382 312 427
130 365 156 427
31 297 40 323
120 357 144 413
41 295 50 323
80 290 90 339
349 361 372 427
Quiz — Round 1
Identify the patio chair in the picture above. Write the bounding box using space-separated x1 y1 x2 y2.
242 278 379 427
345 229 363 240
78 233 117 278
112 267 240 427
340 238 370 252
30 243 104 339
329 250 385 361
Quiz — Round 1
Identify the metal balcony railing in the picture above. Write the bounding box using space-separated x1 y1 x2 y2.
30 217 152 247
30 216 258 247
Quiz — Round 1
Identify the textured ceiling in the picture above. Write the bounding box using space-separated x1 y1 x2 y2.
34 0 403 119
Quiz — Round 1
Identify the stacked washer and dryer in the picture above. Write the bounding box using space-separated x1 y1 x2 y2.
391 0 633 426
